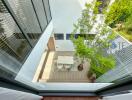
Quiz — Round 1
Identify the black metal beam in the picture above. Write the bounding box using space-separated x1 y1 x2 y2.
39 92 97 97
0 77 38 95
42 0 48 24
31 0 43 32
0 77 96 95
96 77 132 96
48 0 52 21
0 77 98 97
1 76 132 97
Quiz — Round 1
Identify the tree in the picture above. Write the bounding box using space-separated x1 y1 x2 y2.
71 3 116 78
93 0 110 14
105 0 132 27
105 0 132 42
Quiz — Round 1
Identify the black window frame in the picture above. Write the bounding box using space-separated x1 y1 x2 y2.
66 34 71 40
54 33 64 40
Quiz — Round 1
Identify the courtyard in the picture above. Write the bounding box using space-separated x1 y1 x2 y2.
40 51 91 83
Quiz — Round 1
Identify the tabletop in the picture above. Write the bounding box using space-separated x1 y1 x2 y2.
57 56 74 65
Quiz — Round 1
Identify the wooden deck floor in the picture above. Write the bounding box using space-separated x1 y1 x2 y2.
40 51 91 83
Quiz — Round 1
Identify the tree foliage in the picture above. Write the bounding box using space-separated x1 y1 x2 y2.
94 0 110 14
105 0 132 27
71 3 116 78
105 0 132 41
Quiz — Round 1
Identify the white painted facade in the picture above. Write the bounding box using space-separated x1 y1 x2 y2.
49 0 89 51
49 0 105 51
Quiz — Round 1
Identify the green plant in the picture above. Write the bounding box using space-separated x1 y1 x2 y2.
71 3 116 78
105 0 132 42
94 0 110 14
105 0 132 27
93 1 102 14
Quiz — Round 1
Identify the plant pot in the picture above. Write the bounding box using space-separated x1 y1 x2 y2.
87 71 93 78
89 73 96 83
78 64 83 71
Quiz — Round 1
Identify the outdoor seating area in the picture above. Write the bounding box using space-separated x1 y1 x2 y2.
40 51 91 83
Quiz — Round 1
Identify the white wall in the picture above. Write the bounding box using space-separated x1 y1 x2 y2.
55 40 75 51
39 83 112 91
49 0 84 51
103 93 132 100
15 22 53 87
0 87 42 100
50 0 82 33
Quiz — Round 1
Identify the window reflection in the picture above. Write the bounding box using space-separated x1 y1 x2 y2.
0 0 52 79
0 2 31 78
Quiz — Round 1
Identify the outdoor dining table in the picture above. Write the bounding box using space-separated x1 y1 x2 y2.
57 56 74 70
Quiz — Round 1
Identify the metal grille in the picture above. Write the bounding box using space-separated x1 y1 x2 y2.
96 45 132 82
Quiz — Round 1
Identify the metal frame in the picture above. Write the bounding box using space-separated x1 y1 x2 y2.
96 77 132 96
42 0 49 24
0 77 38 95
1 0 132 98
31 0 43 32
1 77 132 97
0 77 97 97
42 0 52 24
48 0 52 21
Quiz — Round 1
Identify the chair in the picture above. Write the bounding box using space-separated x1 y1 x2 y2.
57 64 63 71
65 64 72 71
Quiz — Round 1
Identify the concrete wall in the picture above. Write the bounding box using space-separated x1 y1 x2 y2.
55 40 75 51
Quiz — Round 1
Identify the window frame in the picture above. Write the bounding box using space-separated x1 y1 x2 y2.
54 33 64 40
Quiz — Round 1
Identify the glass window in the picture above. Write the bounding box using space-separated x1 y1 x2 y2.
85 34 96 40
77 34 86 38
0 0 52 80
43 0 52 23
66 34 71 40
0 1 31 79
74 34 79 39
7 0 42 46
74 34 95 39
54 34 64 40
32 0 48 31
